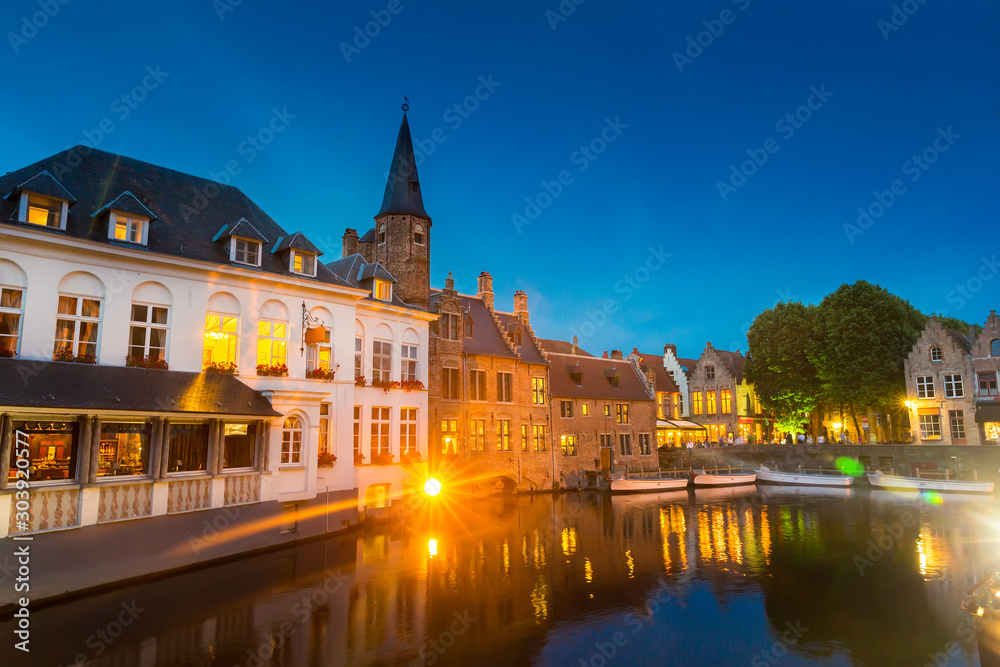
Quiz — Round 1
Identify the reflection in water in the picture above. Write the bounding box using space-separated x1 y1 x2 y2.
4 491 999 666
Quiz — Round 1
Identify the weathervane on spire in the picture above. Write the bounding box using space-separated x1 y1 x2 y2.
402 94 409 112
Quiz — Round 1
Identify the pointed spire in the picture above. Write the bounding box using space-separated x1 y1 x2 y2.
376 108 429 219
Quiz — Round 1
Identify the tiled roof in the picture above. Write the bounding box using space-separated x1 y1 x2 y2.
359 262 396 282
547 351 653 401
272 231 321 255
358 228 377 243
943 328 972 353
4 170 77 203
214 217 268 243
0 359 280 417
376 112 430 219
326 254 418 310
715 350 746 382
539 339 594 356
495 312 547 365
91 190 158 221
0 147 352 288
636 351 679 393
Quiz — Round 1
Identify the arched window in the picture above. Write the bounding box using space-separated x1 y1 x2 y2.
378 224 386 245
281 416 303 465
414 224 424 246
929 345 943 362
992 340 1000 357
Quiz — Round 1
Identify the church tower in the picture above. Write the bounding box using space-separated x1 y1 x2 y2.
372 105 431 310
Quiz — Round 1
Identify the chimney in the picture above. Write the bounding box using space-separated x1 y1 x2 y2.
514 290 529 325
477 272 494 311
602 351 609 359
610 350 623 360
664 343 676 357
572 335 578 355
632 347 639 355
444 271 455 293
342 228 359 258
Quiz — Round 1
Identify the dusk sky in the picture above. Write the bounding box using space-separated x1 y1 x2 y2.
2 0 998 357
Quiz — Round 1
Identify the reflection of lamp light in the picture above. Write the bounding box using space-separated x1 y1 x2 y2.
428 538 438 557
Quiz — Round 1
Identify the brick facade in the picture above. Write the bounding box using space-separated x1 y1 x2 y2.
970 310 1000 444
688 342 767 443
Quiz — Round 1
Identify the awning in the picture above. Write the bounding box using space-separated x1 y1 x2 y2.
0 359 280 417
975 403 1000 424
659 419 707 430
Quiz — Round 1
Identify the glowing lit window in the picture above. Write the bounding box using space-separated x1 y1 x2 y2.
442 419 458 454
720 389 731 414
23 193 64 228
560 435 576 456
400 408 418 454
497 419 511 451
113 213 146 244
374 279 392 302
638 433 651 455
532 377 546 405
582 402 590 416
706 391 717 414
521 424 529 452
693 392 703 415
533 424 547 452
0 287 24 357
469 419 486 452
290 250 317 277
307 328 332 373
616 404 629 424
203 312 238 368
257 320 288 368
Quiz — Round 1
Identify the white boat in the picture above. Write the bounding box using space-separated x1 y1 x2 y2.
866 470 995 494
610 476 689 494
692 471 756 487
755 466 854 488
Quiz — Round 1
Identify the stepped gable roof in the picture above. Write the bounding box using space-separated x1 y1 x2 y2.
546 348 653 401
714 349 746 382
495 312 547 365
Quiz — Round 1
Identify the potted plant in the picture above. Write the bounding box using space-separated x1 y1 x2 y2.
355 376 367 387
354 452 364 465
372 379 400 393
256 363 289 377
401 379 425 392
204 361 238 374
307 368 336 382
372 452 394 466
317 451 336 467
0 349 15 359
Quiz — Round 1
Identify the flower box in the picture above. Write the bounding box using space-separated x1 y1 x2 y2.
372 379 400 393
256 363 289 377
317 451 337 468
0 349 15 359
371 453 395 466
307 368 336 382
126 355 169 370
400 451 422 465
355 376 367 387
54 351 97 364
204 361 238 374
401 380 425 392
354 453 364 465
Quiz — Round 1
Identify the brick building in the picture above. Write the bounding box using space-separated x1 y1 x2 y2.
971 310 1000 444
542 343 657 488
688 342 767 443
630 348 706 447
902 318 977 445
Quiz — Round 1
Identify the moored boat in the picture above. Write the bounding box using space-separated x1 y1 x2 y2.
692 470 756 487
610 476 689 494
866 470 995 494
755 466 854 488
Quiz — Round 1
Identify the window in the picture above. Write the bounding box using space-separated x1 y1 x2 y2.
560 400 573 418
233 238 262 266
400 408 417 454
469 419 486 452
497 373 513 402
441 314 460 340
608 376 620 389
532 377 546 405
638 433 651 455
918 414 941 440
979 372 999 398
706 391 717 414
377 224 386 245
619 433 632 456
290 250 317 277
129 304 169 363
443 368 460 400
401 343 418 382
372 340 392 382
353 406 362 460
657 395 669 420
169 423 209 472
693 392 703 416
414 224 424 246
616 404 629 424
944 374 964 399
514 330 522 346
600 433 612 450
223 422 257 469
521 424 529 452
374 279 392 302
464 318 473 338
916 375 935 399
0 287 24 357
23 192 64 228
705 365 715 380
307 329 332 373
111 213 146 245
354 337 363 379
257 320 288 369
604 404 611 417
929 345 943 362
8 420 79 482
281 417 303 465
370 407 390 458
318 405 331 455
204 313 238 368
470 369 487 401
676 394 683 417
992 340 1000 357
442 419 458 455
950 410 966 440
561 435 577 456
497 420 511 451
54 295 102 361
720 390 731 414
582 402 590 416
533 425 547 452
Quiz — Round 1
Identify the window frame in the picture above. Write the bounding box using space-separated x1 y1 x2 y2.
372 339 392 383
560 434 577 456
400 408 418 455
944 374 964 399
110 211 148 245
280 416 304 466
949 410 966 440
203 312 239 368
720 389 731 414
401 343 418 383
705 365 715 380
20 191 67 230
496 372 513 403
0 286 25 358
918 414 941 440
916 375 935 399
232 237 263 267
54 294 103 361
354 336 363 379
370 407 391 458
374 279 392 302
560 400 573 418
441 313 460 340
979 372 999 398
532 377 546 405
616 403 629 424
443 367 461 400
497 419 511 452
128 302 170 364
533 424 547 452
619 433 632 456
469 369 487 401
929 345 943 362
306 328 333 373
413 223 425 246
638 433 651 456
469 418 486 452
290 250 317 277
257 319 288 369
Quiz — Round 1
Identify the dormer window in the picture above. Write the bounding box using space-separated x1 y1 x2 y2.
290 250 317 277
514 329 522 346
111 212 147 245
374 279 392 301
232 237 262 267
21 193 66 229
465 318 473 338
378 224 386 245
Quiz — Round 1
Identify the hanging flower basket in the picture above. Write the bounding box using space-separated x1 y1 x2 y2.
126 355 169 370
204 361 238 374
307 368 336 382
401 380 425 392
256 363 289 377
317 451 337 467
372 379 400 393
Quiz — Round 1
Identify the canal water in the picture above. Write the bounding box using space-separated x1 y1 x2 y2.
3 486 998 666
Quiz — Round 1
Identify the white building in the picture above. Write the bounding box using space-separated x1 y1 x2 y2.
0 119 433 603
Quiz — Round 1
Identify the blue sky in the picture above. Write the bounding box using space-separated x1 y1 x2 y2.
2 0 998 357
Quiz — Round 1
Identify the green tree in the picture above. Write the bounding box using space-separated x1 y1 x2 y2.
925 313 980 338
812 281 925 439
746 301 824 435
